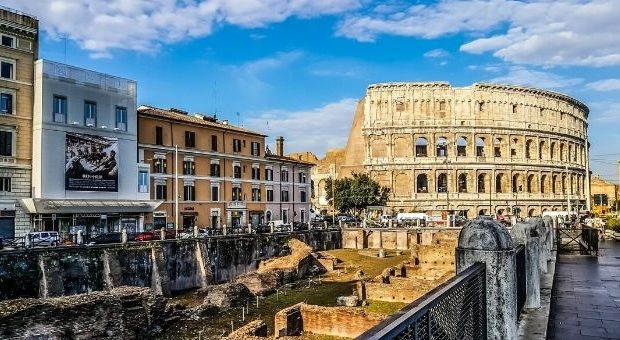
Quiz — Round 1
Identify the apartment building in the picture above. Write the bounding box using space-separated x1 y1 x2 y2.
0 8 38 238
137 106 313 230
23 60 160 236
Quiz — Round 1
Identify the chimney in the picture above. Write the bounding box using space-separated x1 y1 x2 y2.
276 136 284 156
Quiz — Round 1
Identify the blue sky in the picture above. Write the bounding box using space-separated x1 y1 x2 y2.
9 0 620 182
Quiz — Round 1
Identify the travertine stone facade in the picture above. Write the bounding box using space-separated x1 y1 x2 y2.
360 82 590 218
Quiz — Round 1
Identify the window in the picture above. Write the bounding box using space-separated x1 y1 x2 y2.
232 186 242 201
185 131 195 148
211 135 218 151
53 95 67 123
184 184 195 201
251 142 260 156
183 160 195 175
1 35 14 48
210 163 220 177
300 190 307 202
115 106 127 131
281 169 289 182
458 173 467 193
0 92 12 114
437 174 447 193
233 164 241 178
152 158 167 173
0 177 11 192
477 174 486 193
252 188 261 202
155 126 163 145
84 101 97 126
0 130 13 156
281 189 289 202
211 185 219 201
138 170 148 193
267 188 274 202
233 139 242 152
0 60 14 79
265 168 273 181
252 166 260 180
155 183 167 200
299 172 307 183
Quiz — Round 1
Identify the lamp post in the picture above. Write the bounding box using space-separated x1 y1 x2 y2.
175 144 179 238
331 163 336 226
437 141 451 226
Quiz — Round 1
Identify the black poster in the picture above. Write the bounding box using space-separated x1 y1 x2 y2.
65 133 119 192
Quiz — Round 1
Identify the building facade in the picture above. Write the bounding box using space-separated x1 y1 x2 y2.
0 8 38 238
360 82 590 218
24 60 159 236
590 176 618 215
138 107 312 230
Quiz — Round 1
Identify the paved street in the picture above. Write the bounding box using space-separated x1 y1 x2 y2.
547 239 620 339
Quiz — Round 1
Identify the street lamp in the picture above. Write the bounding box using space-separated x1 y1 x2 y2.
175 145 179 238
437 141 451 226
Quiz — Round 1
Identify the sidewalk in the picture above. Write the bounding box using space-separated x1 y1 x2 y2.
547 239 620 339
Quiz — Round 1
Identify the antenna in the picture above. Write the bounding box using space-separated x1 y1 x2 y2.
213 81 218 117
62 34 68 63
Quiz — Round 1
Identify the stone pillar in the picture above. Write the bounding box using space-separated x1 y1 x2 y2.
151 246 171 296
102 250 122 289
159 228 165 240
510 221 541 309
396 230 408 250
223 224 228 235
456 217 517 340
121 229 128 244
388 219 393 229
357 229 365 249
38 254 64 298
77 230 83 245
193 225 199 238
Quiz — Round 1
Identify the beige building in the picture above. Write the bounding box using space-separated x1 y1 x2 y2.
305 82 590 219
0 8 38 238
590 175 618 215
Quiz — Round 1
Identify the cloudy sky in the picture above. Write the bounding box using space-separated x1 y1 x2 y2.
8 0 620 182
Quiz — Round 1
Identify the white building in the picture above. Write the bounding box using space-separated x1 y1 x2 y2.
21 60 160 236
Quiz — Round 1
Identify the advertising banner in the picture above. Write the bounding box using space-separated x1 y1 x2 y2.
65 133 119 192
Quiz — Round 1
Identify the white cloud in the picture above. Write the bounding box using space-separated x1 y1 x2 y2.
424 48 449 58
243 98 359 156
6 0 361 57
588 101 620 122
336 0 620 67
486 66 583 89
227 51 303 91
586 79 620 91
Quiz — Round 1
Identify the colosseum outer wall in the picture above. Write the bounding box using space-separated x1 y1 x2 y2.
357 82 590 218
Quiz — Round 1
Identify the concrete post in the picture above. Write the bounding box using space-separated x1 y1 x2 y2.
323 221 327 230
121 229 127 244
511 221 541 309
193 225 199 238
77 230 83 245
456 217 517 340
388 219 393 229
223 224 228 236
160 228 166 240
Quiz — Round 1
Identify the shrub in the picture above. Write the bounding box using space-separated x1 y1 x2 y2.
607 217 620 232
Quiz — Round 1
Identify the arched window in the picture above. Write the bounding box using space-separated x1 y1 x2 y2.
527 174 535 193
540 175 547 194
525 140 533 159
476 137 485 157
496 173 504 193
456 137 467 157
436 137 448 157
552 175 558 194
458 173 467 192
415 137 428 157
437 173 448 193
560 143 565 161
494 138 502 157
512 174 522 193
550 142 556 160
477 174 486 193
539 141 545 160
416 174 428 193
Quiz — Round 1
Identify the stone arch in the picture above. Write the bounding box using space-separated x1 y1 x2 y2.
393 136 411 158
371 136 388 158
436 137 448 156
528 208 536 217
525 139 534 159
550 142 556 160
559 143 565 162
552 174 559 194
496 173 505 193
540 175 549 194
415 137 428 157
494 137 503 157
477 173 486 193
512 173 523 192
437 173 448 193
539 141 546 160
475 137 485 157
394 173 410 196
416 174 428 193
527 174 537 193
511 137 522 158
568 144 573 162
458 173 468 193
456 136 467 157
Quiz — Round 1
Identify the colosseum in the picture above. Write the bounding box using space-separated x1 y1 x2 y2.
291 82 590 219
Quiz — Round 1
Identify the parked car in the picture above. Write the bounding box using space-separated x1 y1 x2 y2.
88 232 137 244
136 229 176 241
25 231 60 247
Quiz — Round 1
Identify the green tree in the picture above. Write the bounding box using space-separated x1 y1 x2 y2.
325 173 390 216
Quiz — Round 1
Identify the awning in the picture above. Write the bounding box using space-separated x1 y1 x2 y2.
18 198 164 214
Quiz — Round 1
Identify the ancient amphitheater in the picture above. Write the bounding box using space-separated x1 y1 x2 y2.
293 82 590 219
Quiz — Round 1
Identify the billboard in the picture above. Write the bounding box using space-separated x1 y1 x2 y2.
65 132 119 192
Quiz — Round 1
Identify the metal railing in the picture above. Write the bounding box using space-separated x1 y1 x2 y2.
556 225 598 255
358 262 486 340
515 244 526 318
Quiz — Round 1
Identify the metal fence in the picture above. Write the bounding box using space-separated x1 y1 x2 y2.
358 262 486 340
515 244 526 318
556 226 598 255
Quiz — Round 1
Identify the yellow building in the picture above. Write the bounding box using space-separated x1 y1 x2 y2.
590 175 618 215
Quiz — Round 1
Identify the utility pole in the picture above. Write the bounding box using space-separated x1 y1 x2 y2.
175 145 179 238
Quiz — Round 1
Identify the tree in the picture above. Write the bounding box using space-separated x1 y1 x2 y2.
325 173 390 216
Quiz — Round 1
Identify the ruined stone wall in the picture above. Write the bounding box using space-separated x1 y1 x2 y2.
274 303 385 339
0 230 341 300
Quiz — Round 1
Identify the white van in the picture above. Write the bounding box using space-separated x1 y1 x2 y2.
26 231 60 247
396 213 430 223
